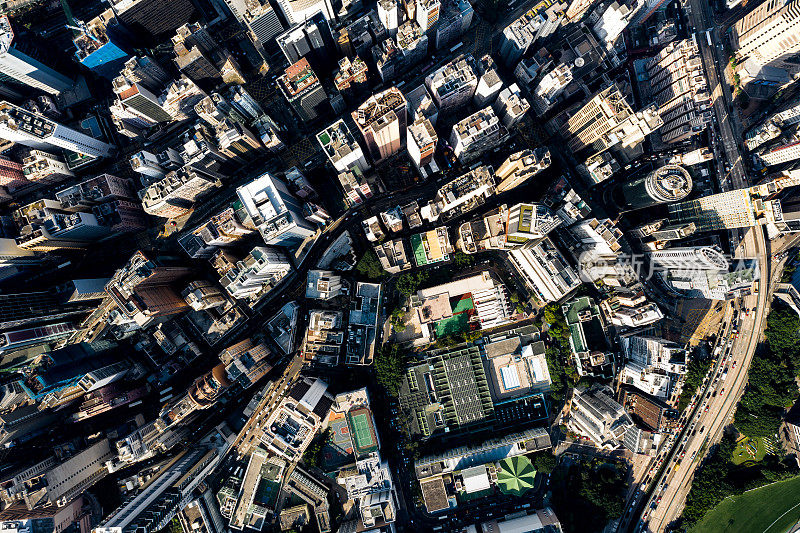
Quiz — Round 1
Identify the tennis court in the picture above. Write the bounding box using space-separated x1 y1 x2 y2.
347 408 379 455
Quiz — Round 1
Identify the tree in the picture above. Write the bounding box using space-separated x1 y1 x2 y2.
532 452 557 474
374 343 407 396
453 251 475 268
678 356 712 411
302 428 329 468
356 250 386 281
390 308 407 332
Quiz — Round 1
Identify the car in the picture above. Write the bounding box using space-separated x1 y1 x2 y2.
699 426 706 434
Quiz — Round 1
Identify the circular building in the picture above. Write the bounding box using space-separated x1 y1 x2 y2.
497 455 537 497
619 164 692 210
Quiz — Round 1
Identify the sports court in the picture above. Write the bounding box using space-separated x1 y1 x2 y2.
347 407 379 456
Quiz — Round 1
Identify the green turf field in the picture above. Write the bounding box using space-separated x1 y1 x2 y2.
435 313 469 336
691 475 800 533
451 296 474 315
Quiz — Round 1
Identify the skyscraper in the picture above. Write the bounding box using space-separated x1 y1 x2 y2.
495 148 551 192
407 117 437 170
648 245 728 271
105 251 190 326
618 164 692 210
425 55 477 112
317 119 370 173
94 437 227 533
0 101 115 158
0 15 73 95
416 0 441 33
732 0 800 81
499 1 566 65
352 87 407 162
243 2 285 52
107 0 196 42
0 155 28 192
72 11 133 80
275 0 336 25
236 172 316 246
645 39 712 144
22 150 74 185
450 107 506 163
555 84 662 155
277 58 328 123
275 13 335 71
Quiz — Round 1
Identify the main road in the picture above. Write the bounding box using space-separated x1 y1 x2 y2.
623 0 782 529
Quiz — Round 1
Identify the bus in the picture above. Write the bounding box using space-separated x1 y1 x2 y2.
450 42 464 53
706 30 712 47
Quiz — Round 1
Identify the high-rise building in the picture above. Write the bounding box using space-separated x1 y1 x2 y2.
499 1 566 65
433 165 496 220
458 203 560 253
759 139 800 166
0 15 73 95
72 10 133 80
373 38 403 82
406 83 439 125
0 101 115 158
275 0 336 26
218 338 272 388
473 55 503 108
407 117 437 170
416 0 441 34
649 245 728 271
275 13 335 71
352 87 407 163
338 167 373 206
532 64 573 114
555 84 662 155
495 148 551 192
646 39 712 144
217 121 263 160
732 0 800 83
112 75 171 125
566 384 633 449
333 56 369 101
277 58 328 123
450 107 507 163
396 20 428 67
141 166 221 219
434 0 473 49
220 246 292 299
632 0 670 25
0 155 28 192
13 202 115 251
243 2 285 52
171 23 222 88
425 55 477 112
236 172 316 246
20 151 73 189
182 280 227 310
106 0 196 42
105 251 190 326
95 436 227 533
317 119 370 173
592 1 637 49
493 84 530 128
259 377 333 460
378 0 403 36
130 150 168 180
665 175 800 232
618 164 692 210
